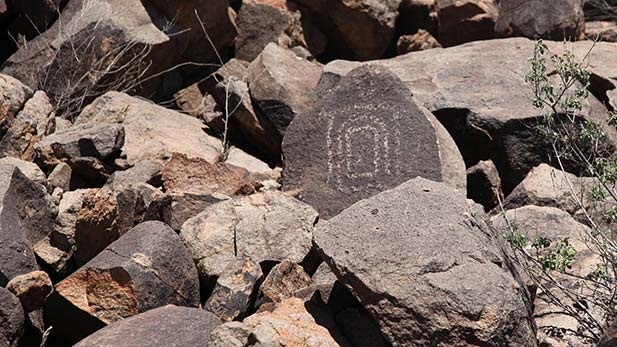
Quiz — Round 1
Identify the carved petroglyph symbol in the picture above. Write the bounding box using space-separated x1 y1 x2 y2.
325 104 402 191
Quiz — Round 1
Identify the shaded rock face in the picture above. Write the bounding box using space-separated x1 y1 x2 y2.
247 43 322 136
179 191 318 281
204 257 263 322
293 0 400 60
322 38 617 192
72 305 222 347
0 164 54 287
436 0 498 47
496 0 585 40
1 0 236 106
176 59 281 162
235 0 307 61
212 298 349 347
315 177 536 347
47 221 200 345
0 287 24 347
6 271 53 313
466 159 503 211
283 64 465 219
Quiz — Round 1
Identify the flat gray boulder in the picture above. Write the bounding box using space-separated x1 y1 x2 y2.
283 64 465 219
315 177 536 347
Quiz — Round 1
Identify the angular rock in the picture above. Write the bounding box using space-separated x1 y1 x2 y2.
0 287 24 347
104 160 163 191
161 153 257 230
491 206 602 346
501 163 593 214
0 157 46 185
207 321 254 347
190 59 281 161
0 90 54 160
47 162 72 191
436 0 498 47
6 271 52 313
2 0 236 108
35 122 125 167
243 298 348 347
315 177 536 346
180 191 318 282
204 257 263 322
0 74 33 136
73 305 221 347
396 30 441 54
585 21 617 42
322 38 617 192
496 0 585 40
295 262 338 303
293 0 401 60
283 64 466 219
0 164 54 286
235 0 307 61
47 221 200 344
76 92 223 164
247 43 321 135
257 259 311 307
224 147 275 179
467 159 503 210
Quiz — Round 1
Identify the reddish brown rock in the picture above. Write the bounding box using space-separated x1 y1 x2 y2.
257 260 312 307
396 30 441 54
47 221 200 345
6 271 52 313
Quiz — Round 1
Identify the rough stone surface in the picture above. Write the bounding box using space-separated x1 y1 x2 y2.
491 206 601 347
235 0 307 61
75 92 223 164
196 58 282 161
247 43 322 135
321 38 617 192
180 191 318 281
204 257 263 322
315 177 536 347
72 305 222 347
0 90 54 161
161 153 257 230
466 160 503 211
585 21 617 42
257 259 312 307
104 160 162 191
207 321 254 347
47 162 73 191
225 147 275 179
0 157 46 185
501 163 593 214
495 0 585 40
0 74 33 137
0 287 24 347
396 30 441 54
47 221 200 344
436 0 498 47
0 164 54 286
6 271 52 313
2 0 236 103
283 64 466 219
293 0 401 60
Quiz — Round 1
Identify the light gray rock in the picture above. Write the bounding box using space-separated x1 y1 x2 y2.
75 92 223 165
180 191 318 282
204 257 263 322
0 73 33 136
315 177 536 347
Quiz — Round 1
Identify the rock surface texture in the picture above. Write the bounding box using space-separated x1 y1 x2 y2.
315 178 536 347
